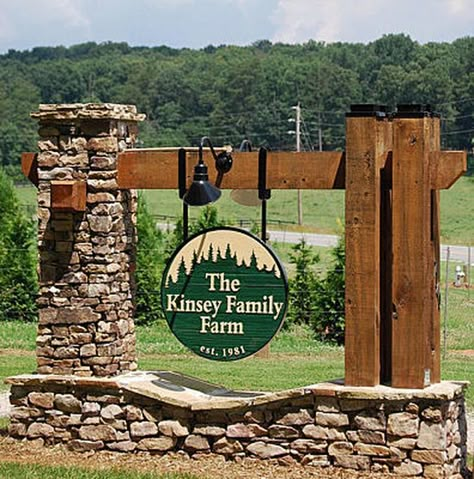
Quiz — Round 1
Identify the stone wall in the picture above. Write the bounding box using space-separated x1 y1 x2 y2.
33 104 144 377
7 376 469 478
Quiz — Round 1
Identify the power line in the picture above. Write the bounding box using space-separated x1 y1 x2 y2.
435 96 474 107
441 128 474 136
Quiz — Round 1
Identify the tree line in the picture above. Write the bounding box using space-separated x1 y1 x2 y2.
1 34 473 179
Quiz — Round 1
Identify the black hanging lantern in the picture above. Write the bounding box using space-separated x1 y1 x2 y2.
183 137 222 206
183 161 221 206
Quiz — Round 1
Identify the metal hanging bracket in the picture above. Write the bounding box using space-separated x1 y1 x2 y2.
178 148 189 240
258 147 271 242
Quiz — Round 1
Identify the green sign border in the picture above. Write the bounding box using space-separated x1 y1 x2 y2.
160 226 288 361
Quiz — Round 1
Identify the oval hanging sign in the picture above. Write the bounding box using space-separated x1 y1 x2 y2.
161 227 288 361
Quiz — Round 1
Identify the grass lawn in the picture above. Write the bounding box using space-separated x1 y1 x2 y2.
0 463 198 479
440 176 474 245
1 320 473 408
443 288 474 351
15 176 474 244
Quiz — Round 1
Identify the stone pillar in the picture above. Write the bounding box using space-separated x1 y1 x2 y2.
33 103 144 377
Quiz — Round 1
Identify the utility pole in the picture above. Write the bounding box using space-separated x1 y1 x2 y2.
318 111 323 152
291 103 303 225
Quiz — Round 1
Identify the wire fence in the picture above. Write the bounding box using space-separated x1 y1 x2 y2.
3 191 474 352
442 245 474 357
1 242 472 353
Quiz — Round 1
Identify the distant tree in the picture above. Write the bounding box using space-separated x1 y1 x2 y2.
0 168 37 321
312 239 345 345
287 239 320 327
0 37 472 174
168 205 225 254
134 194 166 325
0 69 39 174
371 34 417 66
287 237 346 345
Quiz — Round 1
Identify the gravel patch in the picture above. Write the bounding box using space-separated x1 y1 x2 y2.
467 413 474 456
0 392 10 417
0 437 405 479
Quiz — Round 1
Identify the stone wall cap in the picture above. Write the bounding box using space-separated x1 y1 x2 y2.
309 380 470 401
31 103 146 122
6 374 469 411
6 372 312 411
104 375 312 411
5 374 121 389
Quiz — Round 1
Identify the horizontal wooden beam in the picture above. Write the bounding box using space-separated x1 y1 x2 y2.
380 150 466 190
117 149 346 190
51 180 87 212
21 152 38 186
430 150 467 189
23 147 465 191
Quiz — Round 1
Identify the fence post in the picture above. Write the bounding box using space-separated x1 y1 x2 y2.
443 247 450 359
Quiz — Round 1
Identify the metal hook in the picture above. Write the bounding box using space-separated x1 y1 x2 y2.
178 148 189 240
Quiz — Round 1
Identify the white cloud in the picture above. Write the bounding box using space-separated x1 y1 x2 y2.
0 12 14 40
271 0 381 44
0 0 91 50
12 0 91 28
0 0 472 52
53 0 90 28
270 0 474 45
446 0 470 14
143 0 194 6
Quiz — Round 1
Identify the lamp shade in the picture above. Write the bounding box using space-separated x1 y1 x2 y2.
183 162 221 206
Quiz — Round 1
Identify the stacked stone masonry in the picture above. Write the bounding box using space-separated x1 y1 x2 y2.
33 104 144 377
7 379 469 478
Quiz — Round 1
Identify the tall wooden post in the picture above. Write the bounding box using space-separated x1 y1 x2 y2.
429 117 442 384
344 105 392 386
391 106 435 389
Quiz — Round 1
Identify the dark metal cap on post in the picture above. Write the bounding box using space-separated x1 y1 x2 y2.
394 104 440 118
346 104 388 118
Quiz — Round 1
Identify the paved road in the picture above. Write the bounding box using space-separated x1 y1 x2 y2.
268 230 339 248
268 230 472 264
158 223 472 264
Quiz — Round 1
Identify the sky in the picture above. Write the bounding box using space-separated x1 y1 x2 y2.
0 0 473 53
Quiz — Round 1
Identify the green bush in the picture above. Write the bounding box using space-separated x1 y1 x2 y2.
287 238 345 345
134 194 166 325
287 239 320 326
167 205 225 255
312 239 345 345
0 168 37 321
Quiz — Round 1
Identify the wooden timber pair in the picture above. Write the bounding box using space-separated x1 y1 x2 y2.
22 104 466 389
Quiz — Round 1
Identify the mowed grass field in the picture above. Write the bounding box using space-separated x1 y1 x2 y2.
15 176 474 244
0 463 198 479
5 179 474 402
1 315 473 408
